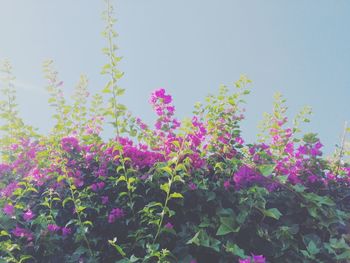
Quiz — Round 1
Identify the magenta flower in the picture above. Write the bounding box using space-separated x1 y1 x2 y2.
164 222 174 229
101 196 109 205
0 163 11 176
97 181 105 189
90 183 98 191
47 224 60 232
1 182 19 198
3 203 15 216
23 209 35 221
188 182 197 190
108 208 125 223
74 177 84 187
284 142 294 156
12 225 33 241
310 141 323 156
61 227 72 236
307 174 318 183
252 254 266 263
239 254 266 263
61 136 80 152
235 137 244 145
233 165 261 189
224 180 231 190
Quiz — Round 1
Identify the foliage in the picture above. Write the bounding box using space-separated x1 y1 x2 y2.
0 1 350 262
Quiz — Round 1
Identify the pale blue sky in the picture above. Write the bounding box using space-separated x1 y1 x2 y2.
0 0 349 155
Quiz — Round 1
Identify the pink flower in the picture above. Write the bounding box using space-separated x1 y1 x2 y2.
74 177 84 187
252 254 266 263
0 163 11 176
284 142 294 156
90 183 98 191
235 137 244 145
310 141 323 156
48 224 60 232
224 180 231 190
297 145 308 155
108 208 125 223
101 196 109 205
188 182 197 190
90 181 105 192
239 254 265 263
233 165 261 189
61 227 72 236
164 222 174 229
97 181 105 189
23 209 35 221
3 203 15 216
308 174 318 183
61 136 80 152
12 226 33 241
1 182 19 197
155 88 165 98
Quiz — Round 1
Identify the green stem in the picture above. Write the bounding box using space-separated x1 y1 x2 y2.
105 0 120 139
68 183 94 258
153 140 185 243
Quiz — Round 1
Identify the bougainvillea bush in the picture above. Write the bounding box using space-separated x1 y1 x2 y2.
1 1 350 263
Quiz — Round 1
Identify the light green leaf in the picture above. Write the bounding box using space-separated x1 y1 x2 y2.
307 240 320 255
225 242 246 258
160 166 173 175
258 164 275 177
263 208 282 220
160 183 170 194
169 192 183 199
108 239 126 257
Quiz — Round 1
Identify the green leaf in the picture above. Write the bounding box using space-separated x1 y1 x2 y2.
225 242 246 258
128 177 136 185
172 140 180 148
216 217 240 236
186 231 200 246
62 197 74 207
129 255 140 262
276 175 288 184
117 175 127 183
307 240 320 255
207 191 216 201
102 81 112 93
262 208 282 220
337 251 350 260
116 88 125 96
258 164 275 177
160 183 170 194
187 231 221 252
169 192 183 199
108 239 126 257
293 184 306 192
19 255 33 263
76 206 86 213
160 166 173 175
173 175 184 183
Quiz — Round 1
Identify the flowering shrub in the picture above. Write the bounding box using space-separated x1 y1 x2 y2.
1 1 350 262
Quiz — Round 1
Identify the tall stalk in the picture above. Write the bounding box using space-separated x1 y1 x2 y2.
101 0 126 139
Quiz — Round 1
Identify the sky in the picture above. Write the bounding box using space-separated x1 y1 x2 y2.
0 0 349 155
